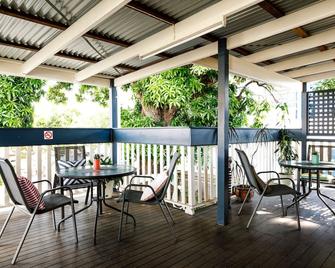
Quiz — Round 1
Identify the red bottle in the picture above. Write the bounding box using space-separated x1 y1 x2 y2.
93 159 101 170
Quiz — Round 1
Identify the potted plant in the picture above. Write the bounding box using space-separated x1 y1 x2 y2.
275 128 299 181
231 158 254 202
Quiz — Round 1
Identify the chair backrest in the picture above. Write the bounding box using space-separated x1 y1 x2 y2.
54 146 86 172
158 152 181 201
235 149 265 193
0 158 30 208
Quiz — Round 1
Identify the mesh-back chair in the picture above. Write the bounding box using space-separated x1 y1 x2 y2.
54 146 93 205
0 158 78 264
235 149 300 230
118 152 181 241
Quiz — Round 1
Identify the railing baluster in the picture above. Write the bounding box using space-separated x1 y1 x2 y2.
153 144 158 177
172 145 178 202
187 146 195 214
166 145 171 200
197 146 202 204
159 145 164 174
27 146 32 180
147 144 151 175
180 146 186 204
203 146 208 202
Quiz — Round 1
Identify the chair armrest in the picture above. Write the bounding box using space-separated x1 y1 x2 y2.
257 170 280 178
123 183 158 201
266 178 296 189
32 180 52 189
130 175 155 184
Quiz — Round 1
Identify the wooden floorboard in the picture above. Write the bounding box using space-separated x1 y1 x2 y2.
0 187 335 267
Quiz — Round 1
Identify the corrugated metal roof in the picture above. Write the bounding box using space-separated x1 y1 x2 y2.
0 0 332 79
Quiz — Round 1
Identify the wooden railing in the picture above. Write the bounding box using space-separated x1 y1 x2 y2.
0 127 304 215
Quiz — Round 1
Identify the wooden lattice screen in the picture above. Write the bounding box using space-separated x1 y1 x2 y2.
307 89 335 135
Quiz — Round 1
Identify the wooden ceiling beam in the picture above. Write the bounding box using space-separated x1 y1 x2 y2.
0 38 138 72
0 5 131 47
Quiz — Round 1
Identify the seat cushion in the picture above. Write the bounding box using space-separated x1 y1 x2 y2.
41 193 72 212
264 184 297 197
18 176 46 210
140 172 169 201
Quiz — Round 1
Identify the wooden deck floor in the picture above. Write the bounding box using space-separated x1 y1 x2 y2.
1 187 335 267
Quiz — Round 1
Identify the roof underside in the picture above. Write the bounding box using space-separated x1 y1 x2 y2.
0 0 334 85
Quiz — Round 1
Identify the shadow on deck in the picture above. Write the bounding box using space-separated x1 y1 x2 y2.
0 187 335 267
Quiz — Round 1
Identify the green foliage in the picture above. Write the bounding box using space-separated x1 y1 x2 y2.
46 82 109 107
122 66 277 128
275 129 299 174
46 82 72 104
76 85 109 107
0 75 45 127
314 78 335 90
34 110 79 127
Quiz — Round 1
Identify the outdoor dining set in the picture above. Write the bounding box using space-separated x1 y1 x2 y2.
0 143 335 265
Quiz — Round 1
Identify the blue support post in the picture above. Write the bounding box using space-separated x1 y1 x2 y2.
111 79 118 164
217 38 230 225
301 82 307 160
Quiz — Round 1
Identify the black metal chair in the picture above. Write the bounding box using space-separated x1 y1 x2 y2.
0 158 78 264
54 146 92 205
118 152 181 241
235 149 300 230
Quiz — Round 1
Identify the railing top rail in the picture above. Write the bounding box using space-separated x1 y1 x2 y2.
0 127 303 147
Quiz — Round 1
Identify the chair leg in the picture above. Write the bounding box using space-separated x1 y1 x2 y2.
280 195 285 217
163 200 175 224
159 203 176 242
52 210 57 231
12 211 36 264
238 188 251 216
118 200 126 241
85 186 90 205
246 193 264 230
125 201 130 224
294 193 301 230
70 201 78 244
0 206 15 239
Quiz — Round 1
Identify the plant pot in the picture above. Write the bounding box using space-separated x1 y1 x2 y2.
232 184 254 202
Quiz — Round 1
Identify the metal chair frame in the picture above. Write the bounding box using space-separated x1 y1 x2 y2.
118 152 180 241
0 158 78 264
236 149 301 230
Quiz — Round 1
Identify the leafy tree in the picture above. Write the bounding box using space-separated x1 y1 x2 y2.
34 110 79 127
47 83 109 107
314 78 335 90
121 65 278 128
0 75 45 127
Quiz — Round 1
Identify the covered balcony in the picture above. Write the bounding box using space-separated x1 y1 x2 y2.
0 0 335 267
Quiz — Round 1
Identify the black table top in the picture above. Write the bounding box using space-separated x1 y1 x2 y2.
56 165 136 179
279 160 335 170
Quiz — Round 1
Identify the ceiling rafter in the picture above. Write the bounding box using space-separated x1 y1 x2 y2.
0 38 138 72
0 4 171 60
125 1 256 57
258 0 331 57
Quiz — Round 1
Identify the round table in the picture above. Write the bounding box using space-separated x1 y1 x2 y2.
279 160 335 215
56 165 136 244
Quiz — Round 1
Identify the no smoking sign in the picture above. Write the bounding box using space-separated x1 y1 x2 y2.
44 130 54 140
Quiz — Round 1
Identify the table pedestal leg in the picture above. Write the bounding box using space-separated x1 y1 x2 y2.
316 171 335 215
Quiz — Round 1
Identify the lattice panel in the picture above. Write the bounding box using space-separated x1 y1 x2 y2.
307 90 335 135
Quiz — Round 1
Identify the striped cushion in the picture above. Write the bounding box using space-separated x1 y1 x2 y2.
57 159 90 186
18 176 46 210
